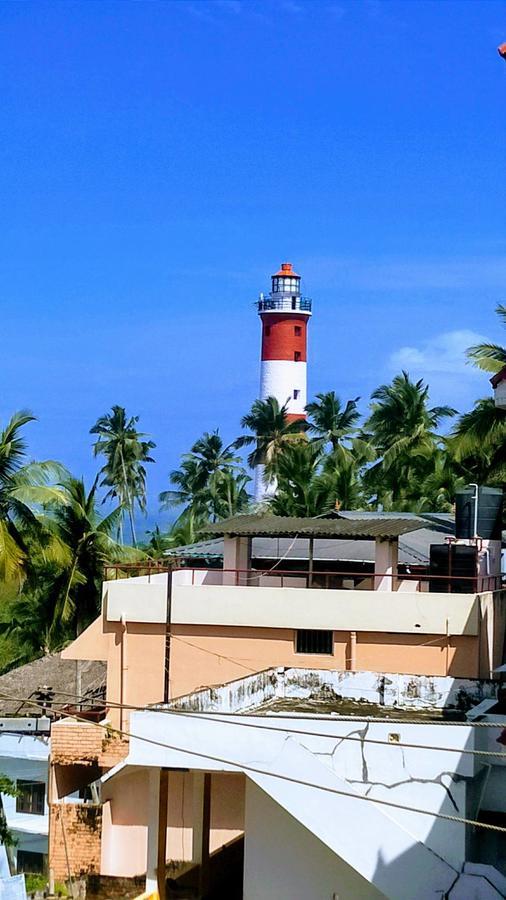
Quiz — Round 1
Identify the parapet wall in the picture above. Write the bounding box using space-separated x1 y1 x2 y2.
165 667 498 714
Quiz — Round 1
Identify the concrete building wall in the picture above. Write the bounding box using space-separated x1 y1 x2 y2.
100 769 245 878
243 780 384 900
169 624 350 698
168 625 483 698
63 615 491 719
125 710 477 898
0 733 50 872
103 579 481 636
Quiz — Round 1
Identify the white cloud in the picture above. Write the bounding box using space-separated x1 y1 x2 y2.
389 329 486 376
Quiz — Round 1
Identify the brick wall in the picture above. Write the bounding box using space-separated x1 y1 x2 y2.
49 802 102 880
51 721 129 768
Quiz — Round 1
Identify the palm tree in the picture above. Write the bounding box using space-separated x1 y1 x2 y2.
0 410 66 583
215 469 250 519
161 431 250 524
319 444 367 511
236 396 308 488
448 399 506 484
415 449 467 512
90 406 156 546
306 392 360 451
44 476 135 636
467 305 506 372
362 372 456 505
160 456 209 519
270 441 329 516
0 581 64 668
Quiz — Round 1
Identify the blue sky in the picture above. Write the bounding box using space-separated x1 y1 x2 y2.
1 0 505 523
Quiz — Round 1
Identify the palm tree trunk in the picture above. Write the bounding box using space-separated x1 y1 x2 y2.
119 447 137 547
128 503 137 546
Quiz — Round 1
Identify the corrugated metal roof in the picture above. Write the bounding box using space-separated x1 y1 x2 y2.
165 513 456 565
201 514 427 539
165 537 224 560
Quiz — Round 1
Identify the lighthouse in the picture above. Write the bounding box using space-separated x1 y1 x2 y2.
254 262 312 500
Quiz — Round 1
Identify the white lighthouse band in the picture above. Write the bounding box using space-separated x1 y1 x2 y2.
260 359 307 419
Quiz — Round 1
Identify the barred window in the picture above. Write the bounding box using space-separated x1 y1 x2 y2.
296 630 333 655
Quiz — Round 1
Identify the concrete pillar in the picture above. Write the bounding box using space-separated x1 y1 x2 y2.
192 772 211 898
145 767 168 895
374 538 398 591
223 536 251 586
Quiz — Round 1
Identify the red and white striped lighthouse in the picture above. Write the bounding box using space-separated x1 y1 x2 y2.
254 262 312 500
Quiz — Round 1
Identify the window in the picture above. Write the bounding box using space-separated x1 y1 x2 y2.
294 325 301 336
294 351 301 361
293 389 300 400
264 325 271 336
16 780 45 816
17 850 46 874
296 630 333 655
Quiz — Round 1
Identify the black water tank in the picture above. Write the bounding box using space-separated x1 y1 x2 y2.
455 486 503 541
429 544 478 593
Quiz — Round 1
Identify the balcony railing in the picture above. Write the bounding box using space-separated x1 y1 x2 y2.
256 297 312 313
103 562 503 593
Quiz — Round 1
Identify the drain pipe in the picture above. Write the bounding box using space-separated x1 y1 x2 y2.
120 613 127 732
349 631 357 671
469 483 479 538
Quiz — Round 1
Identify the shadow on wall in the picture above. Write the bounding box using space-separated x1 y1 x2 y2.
369 725 506 897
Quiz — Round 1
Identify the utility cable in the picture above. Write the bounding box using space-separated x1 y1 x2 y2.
3 691 506 835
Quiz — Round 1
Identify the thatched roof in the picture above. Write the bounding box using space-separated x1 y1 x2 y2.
0 653 105 717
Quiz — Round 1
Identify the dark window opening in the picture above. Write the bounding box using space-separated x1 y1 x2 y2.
16 780 45 816
294 351 301 362
264 325 271 337
296 630 333 655
293 389 300 400
291 297 297 309
17 850 47 875
294 325 301 336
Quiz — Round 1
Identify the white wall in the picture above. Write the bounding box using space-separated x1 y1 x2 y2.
244 780 384 900
171 584 479 635
125 709 477 897
0 733 50 866
260 360 307 416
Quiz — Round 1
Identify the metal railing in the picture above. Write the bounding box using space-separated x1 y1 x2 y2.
103 562 503 593
104 560 173 582
256 297 312 313
180 566 502 593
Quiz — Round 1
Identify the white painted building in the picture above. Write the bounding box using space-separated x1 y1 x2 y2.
0 719 50 878
103 668 506 899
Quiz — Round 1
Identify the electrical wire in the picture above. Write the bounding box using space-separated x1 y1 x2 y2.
36 685 506 735
3 690 506 835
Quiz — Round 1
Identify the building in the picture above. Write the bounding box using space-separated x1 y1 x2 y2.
0 654 105 882
0 717 50 879
103 666 506 899
254 262 312 500
52 509 506 892
491 366 506 409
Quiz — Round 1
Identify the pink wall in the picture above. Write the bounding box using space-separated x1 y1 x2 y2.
101 769 245 878
64 616 484 718
356 633 479 678
169 624 350 698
